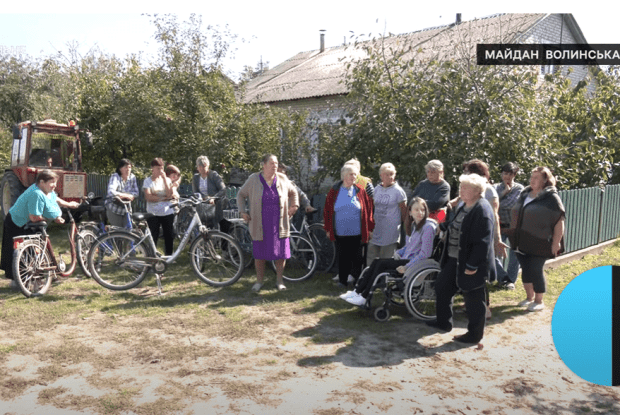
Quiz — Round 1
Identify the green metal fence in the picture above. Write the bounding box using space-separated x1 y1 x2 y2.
600 184 620 243
558 185 620 253
559 187 601 253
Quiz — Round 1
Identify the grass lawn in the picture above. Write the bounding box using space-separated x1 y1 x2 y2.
1 221 620 414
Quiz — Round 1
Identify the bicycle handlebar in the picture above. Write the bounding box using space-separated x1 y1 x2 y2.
172 195 220 209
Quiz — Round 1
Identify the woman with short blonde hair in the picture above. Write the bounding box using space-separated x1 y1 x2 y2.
367 162 407 266
192 155 227 229
427 173 495 344
324 161 375 288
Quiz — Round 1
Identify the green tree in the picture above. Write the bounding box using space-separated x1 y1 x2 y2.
318 31 620 191
318 33 543 190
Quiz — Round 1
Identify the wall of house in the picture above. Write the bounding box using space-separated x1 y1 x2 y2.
268 95 348 122
269 95 350 193
524 14 595 93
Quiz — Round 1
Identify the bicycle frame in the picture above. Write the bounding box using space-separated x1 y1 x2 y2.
12 214 80 297
108 201 205 268
91 197 240 294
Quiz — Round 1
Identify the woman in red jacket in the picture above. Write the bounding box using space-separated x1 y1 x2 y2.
324 163 374 288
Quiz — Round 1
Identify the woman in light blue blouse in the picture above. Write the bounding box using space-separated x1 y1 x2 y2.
1 170 79 283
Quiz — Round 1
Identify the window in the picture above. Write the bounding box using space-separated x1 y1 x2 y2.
541 64 555 75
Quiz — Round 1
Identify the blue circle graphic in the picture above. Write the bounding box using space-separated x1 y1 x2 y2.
552 265 614 386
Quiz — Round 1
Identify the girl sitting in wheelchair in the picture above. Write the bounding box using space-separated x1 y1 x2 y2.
341 197 436 307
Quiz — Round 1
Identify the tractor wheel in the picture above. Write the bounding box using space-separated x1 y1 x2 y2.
1 171 26 219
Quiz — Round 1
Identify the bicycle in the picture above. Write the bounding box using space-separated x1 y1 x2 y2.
227 214 319 282
296 211 335 273
228 212 336 281
75 195 139 279
12 200 93 297
86 196 244 294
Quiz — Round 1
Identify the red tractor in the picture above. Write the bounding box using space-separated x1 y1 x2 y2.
1 119 87 219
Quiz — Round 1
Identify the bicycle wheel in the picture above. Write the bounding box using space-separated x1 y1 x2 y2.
404 265 440 321
174 206 199 240
189 231 244 287
278 234 317 282
307 223 335 272
76 228 99 278
87 231 153 291
228 222 253 268
13 241 54 297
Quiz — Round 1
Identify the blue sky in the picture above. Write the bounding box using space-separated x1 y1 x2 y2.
1 2 617 80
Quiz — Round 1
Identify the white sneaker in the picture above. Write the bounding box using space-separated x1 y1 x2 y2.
517 299 534 307
345 292 366 307
339 290 356 300
332 275 339 282
347 275 356 284
527 302 545 312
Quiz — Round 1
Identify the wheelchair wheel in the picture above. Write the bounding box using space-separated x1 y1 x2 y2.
404 264 440 321
369 271 406 308
374 306 390 322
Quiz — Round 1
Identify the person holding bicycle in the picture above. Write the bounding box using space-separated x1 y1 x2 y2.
1 170 79 285
105 158 139 227
192 155 229 232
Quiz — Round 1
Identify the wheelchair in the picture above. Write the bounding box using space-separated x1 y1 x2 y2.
358 258 441 323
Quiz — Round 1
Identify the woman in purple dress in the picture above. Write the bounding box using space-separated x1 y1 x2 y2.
237 154 299 292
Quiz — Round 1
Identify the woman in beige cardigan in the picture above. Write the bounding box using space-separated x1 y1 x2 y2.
237 154 299 292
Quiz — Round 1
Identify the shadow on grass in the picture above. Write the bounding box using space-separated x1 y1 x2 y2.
289 300 493 369
94 269 353 313
289 286 538 369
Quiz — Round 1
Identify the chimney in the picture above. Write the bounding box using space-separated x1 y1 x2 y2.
456 13 462 24
320 30 326 53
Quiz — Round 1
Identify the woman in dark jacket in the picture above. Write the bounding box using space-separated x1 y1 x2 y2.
426 173 495 344
324 163 375 288
192 155 228 230
508 166 565 312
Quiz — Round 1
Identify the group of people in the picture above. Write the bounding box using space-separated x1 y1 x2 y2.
324 157 565 345
2 154 566 346
102 155 227 259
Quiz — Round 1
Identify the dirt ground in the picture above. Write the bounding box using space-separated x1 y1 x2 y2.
2 289 619 415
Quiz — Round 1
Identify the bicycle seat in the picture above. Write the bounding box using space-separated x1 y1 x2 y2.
90 206 106 214
132 212 155 222
24 221 48 232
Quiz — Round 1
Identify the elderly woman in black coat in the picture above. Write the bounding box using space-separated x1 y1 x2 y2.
426 173 495 344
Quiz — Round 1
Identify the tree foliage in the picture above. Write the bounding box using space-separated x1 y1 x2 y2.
317 32 620 191
0 14 315 188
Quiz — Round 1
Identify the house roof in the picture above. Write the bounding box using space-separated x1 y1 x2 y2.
242 13 584 104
